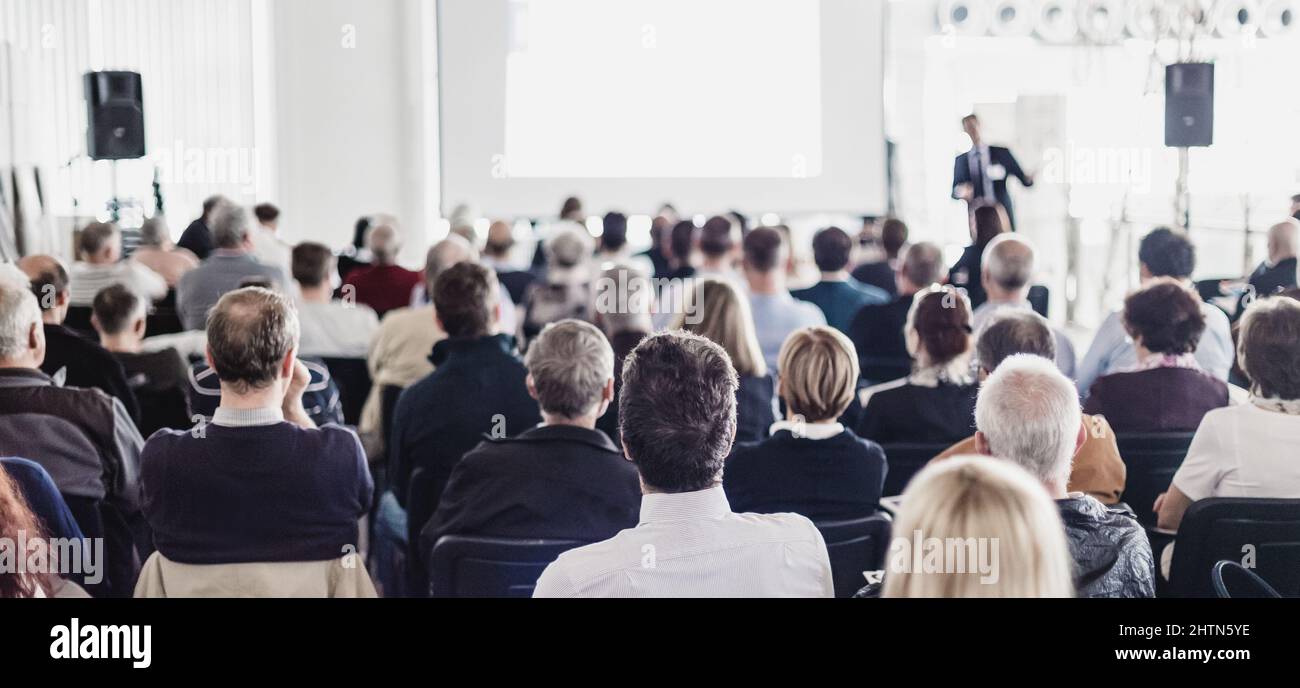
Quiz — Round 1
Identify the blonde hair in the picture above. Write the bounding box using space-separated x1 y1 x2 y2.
671 278 767 378
882 456 1074 599
777 326 859 422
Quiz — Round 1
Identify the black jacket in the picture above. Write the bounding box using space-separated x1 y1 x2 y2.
1057 496 1156 598
737 374 777 443
40 324 141 424
851 261 897 297
420 424 641 563
947 243 993 310
1234 256 1298 321
724 428 886 521
952 145 1032 230
847 294 915 384
176 218 213 260
855 379 979 446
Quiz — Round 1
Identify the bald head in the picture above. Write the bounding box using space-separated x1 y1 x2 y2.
484 221 514 259
424 235 477 294
17 255 69 321
899 241 944 295
1268 220 1298 264
982 234 1035 301
367 224 402 265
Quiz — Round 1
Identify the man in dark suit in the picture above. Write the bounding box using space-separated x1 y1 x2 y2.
420 320 640 564
175 195 229 261
1234 220 1298 320
952 114 1033 231
847 241 945 384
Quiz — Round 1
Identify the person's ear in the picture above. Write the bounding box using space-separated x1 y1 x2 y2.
1074 420 1088 457
973 431 993 456
621 436 634 463
281 347 297 379
56 290 70 308
90 314 102 335
525 374 540 402
133 316 147 337
27 321 41 350
601 377 614 403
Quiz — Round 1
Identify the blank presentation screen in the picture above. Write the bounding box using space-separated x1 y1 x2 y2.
439 0 885 216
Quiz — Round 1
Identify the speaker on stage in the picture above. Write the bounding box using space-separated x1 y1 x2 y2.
1165 63 1214 148
84 71 146 160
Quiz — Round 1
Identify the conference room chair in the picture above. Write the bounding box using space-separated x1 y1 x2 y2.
134 551 378 598
815 512 893 599
1166 498 1300 598
146 289 184 336
1212 561 1282 599
427 535 589 598
1026 285 1049 318
1114 432 1196 528
321 357 373 426
860 357 913 387
879 443 950 497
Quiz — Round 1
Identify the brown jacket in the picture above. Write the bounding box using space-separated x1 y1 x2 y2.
933 413 1126 504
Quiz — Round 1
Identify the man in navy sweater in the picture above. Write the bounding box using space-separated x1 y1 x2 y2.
140 287 372 565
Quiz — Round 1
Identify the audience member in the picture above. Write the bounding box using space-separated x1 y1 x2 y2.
638 209 675 278
848 241 945 383
1234 219 1298 320
792 226 889 334
852 217 908 296
1076 227 1233 395
249 203 293 278
176 195 229 261
698 215 741 278
973 355 1154 598
534 331 834 598
664 220 698 281
389 262 541 548
1084 279 1228 433
947 204 1007 310
482 220 536 305
18 255 141 422
522 225 593 345
130 216 199 288
176 203 288 330
1157 296 1300 531
67 222 167 306
421 320 639 558
742 227 826 372
341 223 422 319
292 242 379 359
725 326 886 520
92 284 192 437
141 287 372 565
592 263 653 445
187 355 343 429
880 457 1074 598
673 278 776 443
0 465 58 598
936 311 1125 504
972 234 1076 377
335 215 374 284
856 286 979 444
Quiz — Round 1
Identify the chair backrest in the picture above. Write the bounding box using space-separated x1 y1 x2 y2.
860 357 912 387
1168 498 1300 597
428 535 588 598
1115 432 1195 527
1212 560 1282 599
134 551 378 598
815 512 893 598
880 443 951 497
321 357 372 426
1027 285 1049 318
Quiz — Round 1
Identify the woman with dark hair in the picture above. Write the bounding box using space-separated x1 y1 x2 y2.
947 202 1008 309
1084 279 1228 432
0 465 54 598
855 285 980 444
664 220 699 281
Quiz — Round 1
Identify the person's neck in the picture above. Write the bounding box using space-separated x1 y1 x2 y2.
747 272 782 295
1134 343 1158 363
821 270 850 283
700 255 729 272
298 284 332 304
0 356 39 371
41 312 62 326
218 383 284 411
1270 251 1296 266
985 286 1028 305
541 412 598 430
100 334 143 354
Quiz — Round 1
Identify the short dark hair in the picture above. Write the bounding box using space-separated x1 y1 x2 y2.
601 212 628 252
912 287 972 365
669 220 697 263
742 227 784 273
291 242 334 288
699 216 736 258
1238 296 1300 400
206 287 299 392
433 261 497 338
812 226 853 273
1138 227 1196 278
253 203 280 224
78 222 118 257
1122 279 1205 355
25 261 68 312
619 331 738 493
972 204 1007 246
560 196 583 220
976 310 1056 372
880 218 909 258
92 284 143 336
202 195 228 218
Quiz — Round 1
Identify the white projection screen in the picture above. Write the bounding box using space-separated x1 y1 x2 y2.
437 0 886 217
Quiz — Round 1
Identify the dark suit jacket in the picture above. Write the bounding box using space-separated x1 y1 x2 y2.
176 219 213 261
724 428 886 522
40 324 141 424
419 424 641 564
1234 257 1298 321
1083 367 1228 434
948 242 993 310
847 294 915 383
851 261 898 297
737 374 777 443
953 146 1032 229
856 379 980 445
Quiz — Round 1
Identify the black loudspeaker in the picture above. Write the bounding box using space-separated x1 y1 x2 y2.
1165 63 1214 148
84 71 146 160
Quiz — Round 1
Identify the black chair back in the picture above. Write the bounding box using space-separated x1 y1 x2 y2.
1115 433 1195 527
321 357 372 426
1168 498 1300 597
880 443 950 497
1212 560 1281 599
816 513 892 598
1027 285 1050 318
860 357 912 387
428 535 588 597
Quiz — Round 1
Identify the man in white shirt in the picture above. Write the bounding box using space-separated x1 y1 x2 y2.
742 227 826 373
250 203 293 278
971 234 1076 378
292 242 379 358
534 330 834 598
68 222 168 306
1076 228 1233 398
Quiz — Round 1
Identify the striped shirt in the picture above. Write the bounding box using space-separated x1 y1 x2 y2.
68 261 168 306
533 486 834 598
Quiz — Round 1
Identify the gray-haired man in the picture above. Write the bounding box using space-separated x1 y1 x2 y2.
176 203 287 330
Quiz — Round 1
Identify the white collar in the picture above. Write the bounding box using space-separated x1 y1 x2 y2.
769 420 845 440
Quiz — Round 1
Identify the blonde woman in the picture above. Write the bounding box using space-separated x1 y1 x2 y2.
671 277 776 441
882 456 1075 598
724 326 886 520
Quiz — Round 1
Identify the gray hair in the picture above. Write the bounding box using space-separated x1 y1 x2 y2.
0 281 41 361
982 234 1035 292
211 204 253 249
367 224 402 265
975 310 1056 373
593 263 653 336
901 241 944 289
206 287 300 392
545 224 593 270
524 319 614 418
139 216 170 247
424 234 477 291
975 354 1080 487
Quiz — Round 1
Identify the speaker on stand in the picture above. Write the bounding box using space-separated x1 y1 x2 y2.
84 70 146 223
1165 62 1214 231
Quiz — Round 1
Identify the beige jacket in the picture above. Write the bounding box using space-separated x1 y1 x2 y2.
134 552 378 598
358 304 445 453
